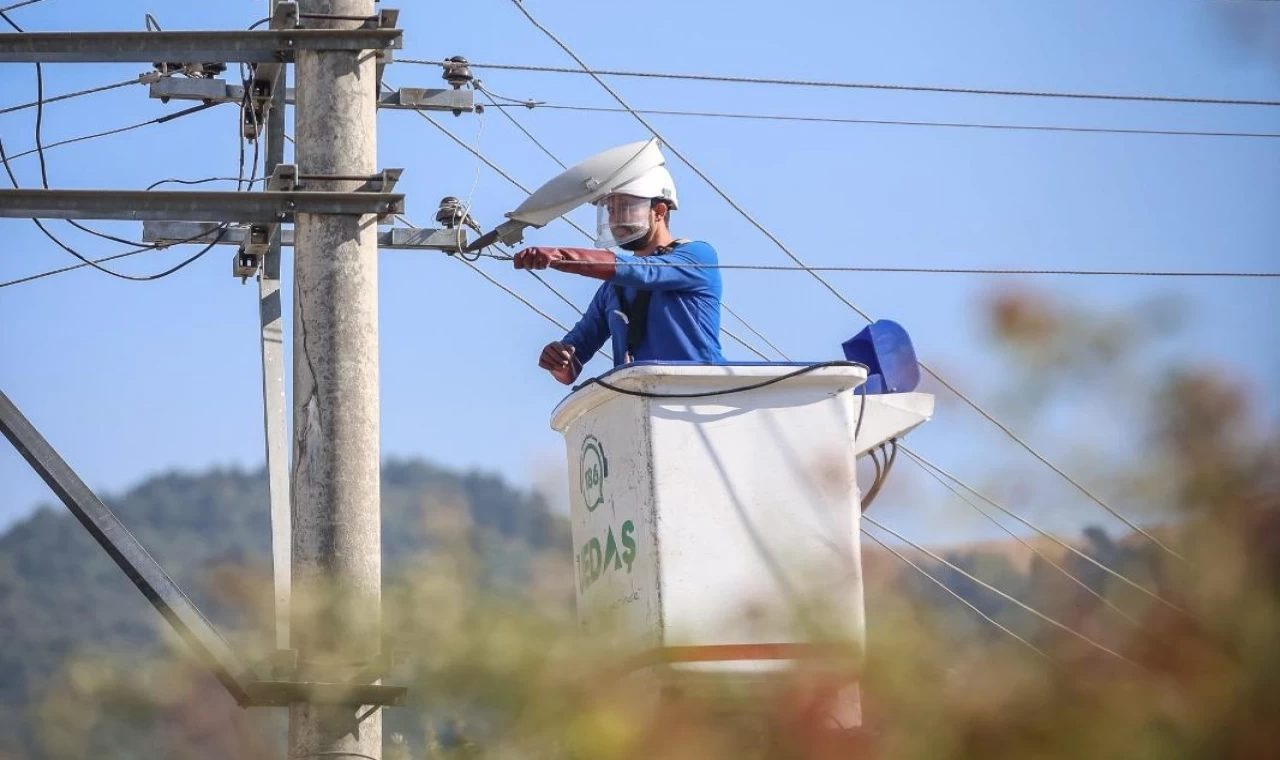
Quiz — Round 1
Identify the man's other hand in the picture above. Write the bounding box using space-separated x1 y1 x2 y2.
538 341 579 385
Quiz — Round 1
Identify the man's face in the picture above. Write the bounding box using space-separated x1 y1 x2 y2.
596 194 654 250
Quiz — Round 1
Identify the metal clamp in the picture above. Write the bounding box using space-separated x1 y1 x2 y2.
267 164 299 193
234 224 275 281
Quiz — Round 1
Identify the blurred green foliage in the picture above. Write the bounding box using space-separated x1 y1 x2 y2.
1 290 1276 759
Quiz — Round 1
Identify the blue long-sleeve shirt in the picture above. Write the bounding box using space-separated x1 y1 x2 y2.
561 240 724 367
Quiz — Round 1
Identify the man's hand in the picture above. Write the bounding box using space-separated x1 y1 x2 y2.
514 247 617 280
539 341 579 385
514 247 557 270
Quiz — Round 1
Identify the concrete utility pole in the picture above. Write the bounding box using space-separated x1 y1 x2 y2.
263 0 293 658
290 0 383 758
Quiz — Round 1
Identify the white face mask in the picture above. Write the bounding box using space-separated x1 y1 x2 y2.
594 194 652 249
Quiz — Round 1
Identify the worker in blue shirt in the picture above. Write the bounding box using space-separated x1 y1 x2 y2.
514 164 725 385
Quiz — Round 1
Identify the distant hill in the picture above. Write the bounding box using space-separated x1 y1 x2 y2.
0 460 567 759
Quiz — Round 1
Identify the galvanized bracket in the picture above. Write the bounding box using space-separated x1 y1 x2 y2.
0 188 405 222
374 8 399 88
149 78 473 113
234 224 275 281
143 221 468 254
267 164 299 193
0 28 402 64
242 681 408 707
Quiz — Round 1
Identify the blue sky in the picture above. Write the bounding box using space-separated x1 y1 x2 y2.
1 0 1277 545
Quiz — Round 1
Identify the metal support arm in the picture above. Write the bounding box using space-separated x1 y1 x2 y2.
143 221 468 252
150 78 474 113
0 189 404 222
0 29 402 63
0 390 255 706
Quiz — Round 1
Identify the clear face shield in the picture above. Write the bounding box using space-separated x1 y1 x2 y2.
594 193 653 249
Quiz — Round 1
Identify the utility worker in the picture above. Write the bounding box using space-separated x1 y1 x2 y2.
514 164 724 385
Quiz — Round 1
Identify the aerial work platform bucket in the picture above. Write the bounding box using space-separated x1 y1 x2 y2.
550 363 933 718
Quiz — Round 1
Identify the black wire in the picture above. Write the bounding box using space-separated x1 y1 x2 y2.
573 360 869 398
860 440 898 511
3 102 221 162
0 64 232 282
853 384 868 443
0 0 47 13
492 102 1280 141
145 176 259 190
0 77 139 117
0 226 237 288
2 9 160 248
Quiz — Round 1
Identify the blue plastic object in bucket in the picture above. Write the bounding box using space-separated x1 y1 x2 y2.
841 320 920 394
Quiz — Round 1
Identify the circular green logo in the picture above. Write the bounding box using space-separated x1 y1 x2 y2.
580 436 607 512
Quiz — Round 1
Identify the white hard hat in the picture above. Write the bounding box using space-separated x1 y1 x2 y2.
602 164 678 210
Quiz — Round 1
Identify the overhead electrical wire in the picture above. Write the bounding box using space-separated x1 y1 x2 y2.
420 170 1136 664
433 208 1125 667
672 271 1170 626
403 56 1280 108
0 76 146 117
0 0 46 14
460 250 1279 279
0 133 232 281
0 101 219 163
476 83 566 169
897 451 1142 627
722 302 789 360
0 9 234 270
384 82 773 361
506 0 1188 564
391 214 587 346
863 515 1142 668
488 102 1280 141
859 529 1055 665
0 3 263 281
898 446 1193 617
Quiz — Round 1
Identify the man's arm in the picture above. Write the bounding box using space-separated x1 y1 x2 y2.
610 241 718 292
514 242 719 292
544 285 611 384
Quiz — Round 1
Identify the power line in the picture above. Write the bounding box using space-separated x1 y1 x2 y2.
146 176 261 191
490 102 1280 141
2 245 156 288
471 253 1279 279
466 86 774 362
391 134 1126 663
404 177 1133 670
391 216 573 332
863 515 1142 668
391 214 608 359
0 10 232 266
0 76 145 116
0 226 233 288
899 446 1191 617
0 0 47 13
476 83 566 168
1 102 218 163
404 56 1280 109
722 303 789 361
0 49 235 280
860 528 1055 665
897 452 1142 627
507 0 1188 564
387 83 773 361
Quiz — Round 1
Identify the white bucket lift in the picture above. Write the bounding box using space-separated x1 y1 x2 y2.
551 363 934 719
